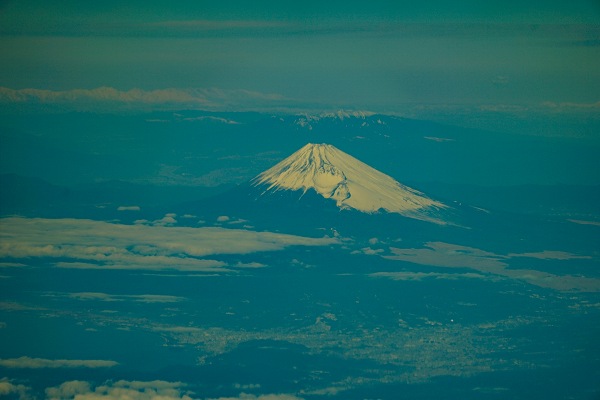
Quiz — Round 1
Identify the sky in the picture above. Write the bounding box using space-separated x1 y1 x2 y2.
1 0 599 118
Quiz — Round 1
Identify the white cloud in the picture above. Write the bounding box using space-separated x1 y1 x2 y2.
43 379 303 400
0 87 208 106
117 205 141 211
0 378 33 400
380 241 600 292
208 394 304 400
542 100 600 111
65 292 121 302
0 217 338 272
132 294 185 303
45 380 193 400
424 136 455 142
370 271 491 281
507 250 591 260
0 356 118 369
49 292 186 303
45 380 90 399
147 19 290 31
151 213 178 226
356 247 384 255
227 219 249 225
233 384 261 390
0 86 291 112
55 259 226 272
0 262 27 268
182 116 241 124
233 262 266 269
568 219 600 227
0 302 45 311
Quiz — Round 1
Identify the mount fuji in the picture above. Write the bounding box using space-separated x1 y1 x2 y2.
253 143 448 224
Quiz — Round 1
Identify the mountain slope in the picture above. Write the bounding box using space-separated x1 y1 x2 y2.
253 143 448 224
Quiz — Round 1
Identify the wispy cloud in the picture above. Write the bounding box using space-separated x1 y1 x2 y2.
117 205 141 211
146 19 291 32
0 86 292 112
0 302 45 311
0 87 208 105
383 242 505 270
423 136 455 143
368 241 600 292
0 356 118 369
369 271 493 281
507 250 592 260
46 292 186 303
0 217 338 272
568 219 600 227
207 394 304 400
1 14 298 38
2 85 597 121
181 116 241 124
542 100 600 112
0 262 26 268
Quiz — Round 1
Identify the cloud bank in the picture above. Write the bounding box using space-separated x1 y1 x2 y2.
46 292 186 303
43 379 303 400
0 87 291 112
0 378 32 399
0 217 338 272
0 356 118 369
370 271 493 282
45 380 192 400
372 241 600 292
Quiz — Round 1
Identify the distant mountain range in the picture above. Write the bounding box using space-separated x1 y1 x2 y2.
1 109 598 233
2 109 598 188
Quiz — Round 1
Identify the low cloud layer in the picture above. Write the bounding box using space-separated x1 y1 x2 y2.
0 217 338 272
46 292 186 303
0 86 290 112
46 380 192 400
43 379 303 400
0 356 118 369
370 271 493 282
0 378 32 399
367 241 600 292
208 394 304 400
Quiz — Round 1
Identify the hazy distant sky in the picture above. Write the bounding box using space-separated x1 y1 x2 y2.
1 0 599 116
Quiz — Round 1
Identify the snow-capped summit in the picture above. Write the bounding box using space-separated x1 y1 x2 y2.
253 143 448 224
